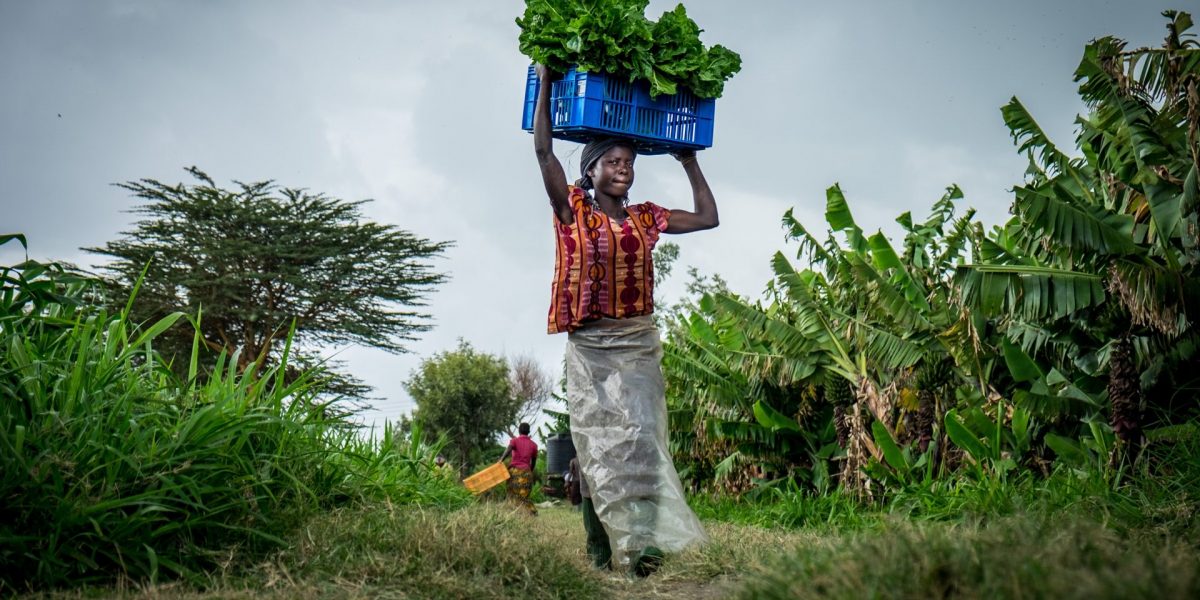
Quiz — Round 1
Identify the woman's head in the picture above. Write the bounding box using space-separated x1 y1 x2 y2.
577 137 637 200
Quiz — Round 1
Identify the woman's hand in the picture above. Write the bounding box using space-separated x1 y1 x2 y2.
535 63 558 83
670 149 698 166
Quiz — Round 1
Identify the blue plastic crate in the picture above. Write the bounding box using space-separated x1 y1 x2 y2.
521 65 715 155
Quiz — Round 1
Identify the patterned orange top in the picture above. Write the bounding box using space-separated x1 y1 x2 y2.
548 186 671 334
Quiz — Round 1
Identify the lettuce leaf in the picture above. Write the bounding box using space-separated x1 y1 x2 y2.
516 0 741 99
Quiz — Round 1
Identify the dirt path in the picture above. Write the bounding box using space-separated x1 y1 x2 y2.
529 502 809 599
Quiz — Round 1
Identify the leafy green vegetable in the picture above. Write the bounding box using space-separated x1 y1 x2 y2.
516 0 741 99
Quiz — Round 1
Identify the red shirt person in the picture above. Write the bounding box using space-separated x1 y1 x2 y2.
506 433 538 470
500 423 539 514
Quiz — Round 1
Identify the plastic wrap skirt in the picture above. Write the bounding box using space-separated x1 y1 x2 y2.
565 315 707 568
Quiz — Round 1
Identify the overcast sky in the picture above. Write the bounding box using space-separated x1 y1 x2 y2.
1 0 1181 431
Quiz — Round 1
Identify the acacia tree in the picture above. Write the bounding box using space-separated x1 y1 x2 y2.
88 167 452 398
406 341 521 475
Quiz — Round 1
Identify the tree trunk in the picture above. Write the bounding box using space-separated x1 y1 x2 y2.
1108 336 1145 466
839 400 869 497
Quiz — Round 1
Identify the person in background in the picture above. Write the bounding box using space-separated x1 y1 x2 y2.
565 456 583 509
429 453 451 477
566 455 611 569
431 454 457 482
500 422 539 515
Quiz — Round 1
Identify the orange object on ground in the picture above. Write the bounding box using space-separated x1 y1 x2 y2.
463 462 510 494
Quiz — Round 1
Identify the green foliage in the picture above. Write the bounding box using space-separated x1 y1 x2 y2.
944 408 992 465
866 420 937 487
699 423 1200 534
537 406 572 442
515 0 741 98
663 180 979 494
663 10 1200 500
689 486 873 532
406 340 520 476
1044 418 1117 471
958 11 1200 337
652 239 680 286
86 167 452 400
0 238 468 593
735 433 1200 597
953 11 1200 464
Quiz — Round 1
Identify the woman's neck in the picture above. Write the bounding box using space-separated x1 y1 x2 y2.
592 193 626 220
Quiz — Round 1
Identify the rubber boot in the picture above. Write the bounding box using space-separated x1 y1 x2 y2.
633 546 664 578
581 497 611 570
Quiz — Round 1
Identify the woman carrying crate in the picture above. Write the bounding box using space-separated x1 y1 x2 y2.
499 422 539 515
531 65 718 576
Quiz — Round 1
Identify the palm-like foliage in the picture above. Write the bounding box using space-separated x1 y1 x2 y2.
665 182 982 493
666 11 1200 493
955 10 1200 460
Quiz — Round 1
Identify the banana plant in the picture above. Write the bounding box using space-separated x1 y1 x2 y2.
865 419 938 487
943 404 1036 476
664 300 822 491
665 181 984 494
1043 417 1116 471
955 12 1200 463
666 11 1200 492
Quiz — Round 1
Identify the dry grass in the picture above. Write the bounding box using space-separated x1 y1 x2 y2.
21 501 1200 599
530 503 816 599
22 502 815 600
23 503 597 600
736 515 1200 600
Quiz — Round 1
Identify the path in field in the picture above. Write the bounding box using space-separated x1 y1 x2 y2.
529 502 812 599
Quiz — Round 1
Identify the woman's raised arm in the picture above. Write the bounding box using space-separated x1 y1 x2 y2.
664 150 719 233
533 65 573 225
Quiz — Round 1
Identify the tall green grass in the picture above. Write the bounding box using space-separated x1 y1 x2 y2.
0 244 468 594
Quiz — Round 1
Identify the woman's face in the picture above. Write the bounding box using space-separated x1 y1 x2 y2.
589 145 636 198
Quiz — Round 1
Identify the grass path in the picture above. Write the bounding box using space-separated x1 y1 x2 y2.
24 501 804 600
527 502 811 599
24 499 1200 598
